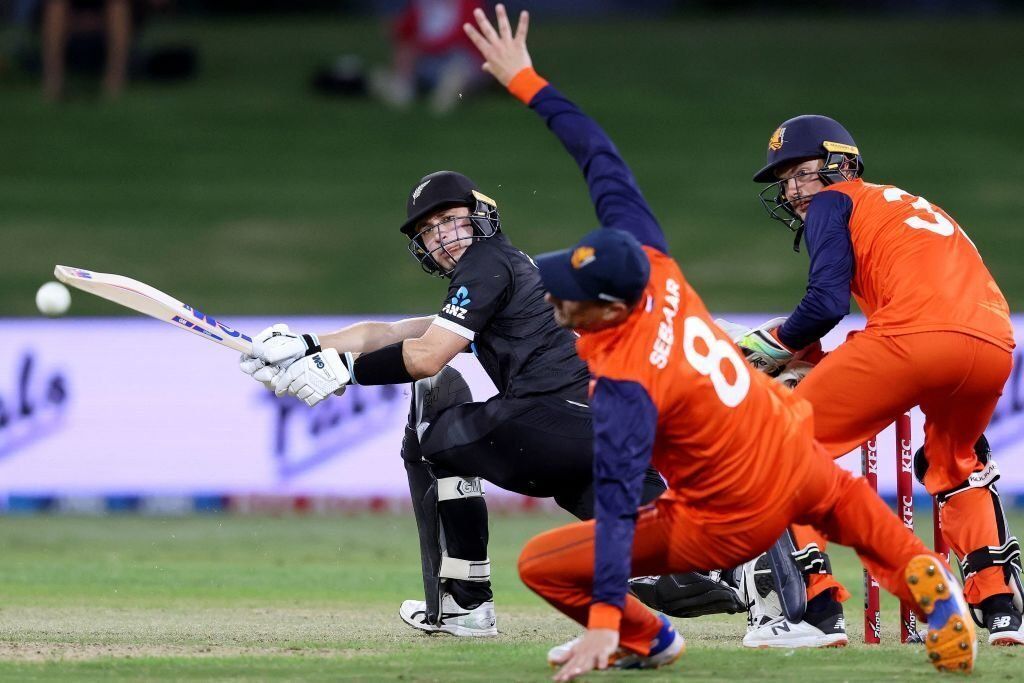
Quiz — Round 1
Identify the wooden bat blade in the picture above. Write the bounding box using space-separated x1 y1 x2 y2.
54 265 254 354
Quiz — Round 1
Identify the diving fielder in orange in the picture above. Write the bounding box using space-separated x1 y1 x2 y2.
465 6 976 680
737 115 1021 647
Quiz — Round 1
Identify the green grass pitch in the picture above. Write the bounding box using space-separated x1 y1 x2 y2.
1 511 1021 680
2 12 1023 681
2 15 1023 316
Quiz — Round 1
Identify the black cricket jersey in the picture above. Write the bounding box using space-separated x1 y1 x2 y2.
432 233 589 401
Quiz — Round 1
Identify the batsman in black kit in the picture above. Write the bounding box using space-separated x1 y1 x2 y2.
240 170 743 636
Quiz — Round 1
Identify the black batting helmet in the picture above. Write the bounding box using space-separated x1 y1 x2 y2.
399 171 501 276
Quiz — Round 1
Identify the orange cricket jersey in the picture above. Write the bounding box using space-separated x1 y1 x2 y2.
576 247 817 525
823 179 1014 351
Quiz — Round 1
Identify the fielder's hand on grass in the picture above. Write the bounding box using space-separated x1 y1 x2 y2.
271 348 351 407
464 3 531 87
252 323 321 366
552 628 619 682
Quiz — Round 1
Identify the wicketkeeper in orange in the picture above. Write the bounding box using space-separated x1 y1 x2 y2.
734 113 1020 647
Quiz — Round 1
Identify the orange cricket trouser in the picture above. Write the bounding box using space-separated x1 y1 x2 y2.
792 330 1014 604
518 443 935 654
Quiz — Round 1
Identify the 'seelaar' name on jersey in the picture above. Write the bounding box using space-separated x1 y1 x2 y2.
649 278 681 369
442 303 468 320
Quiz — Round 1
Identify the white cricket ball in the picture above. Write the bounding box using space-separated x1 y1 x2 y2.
36 281 72 316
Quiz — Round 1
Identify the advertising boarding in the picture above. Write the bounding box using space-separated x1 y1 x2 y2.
1 315 1022 501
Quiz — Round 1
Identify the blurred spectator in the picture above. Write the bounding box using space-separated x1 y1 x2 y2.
370 0 489 114
42 0 133 100
22 0 193 101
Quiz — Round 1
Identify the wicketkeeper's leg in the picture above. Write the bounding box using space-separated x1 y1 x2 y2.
917 435 1023 634
796 443 936 607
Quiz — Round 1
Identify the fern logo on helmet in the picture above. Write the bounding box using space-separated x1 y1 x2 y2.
571 246 596 269
768 126 786 151
411 179 431 204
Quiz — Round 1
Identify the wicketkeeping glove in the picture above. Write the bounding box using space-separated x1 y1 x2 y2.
776 360 815 389
713 318 751 342
735 317 793 376
271 348 351 407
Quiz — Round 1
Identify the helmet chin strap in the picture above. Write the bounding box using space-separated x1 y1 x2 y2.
792 225 805 253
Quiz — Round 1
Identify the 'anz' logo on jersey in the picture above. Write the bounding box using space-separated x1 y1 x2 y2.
442 286 471 320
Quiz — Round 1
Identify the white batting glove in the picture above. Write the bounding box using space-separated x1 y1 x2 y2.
252 324 321 366
240 353 264 377
239 353 282 390
271 348 351 407
735 317 793 376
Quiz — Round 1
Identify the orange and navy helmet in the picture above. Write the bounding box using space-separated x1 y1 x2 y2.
753 115 864 251
753 115 863 183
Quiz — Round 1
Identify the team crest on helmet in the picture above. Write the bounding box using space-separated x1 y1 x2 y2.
768 126 786 151
411 179 431 204
571 246 596 269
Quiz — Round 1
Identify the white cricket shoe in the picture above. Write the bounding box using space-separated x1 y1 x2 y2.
399 592 497 637
742 615 848 649
985 606 1024 645
547 614 684 670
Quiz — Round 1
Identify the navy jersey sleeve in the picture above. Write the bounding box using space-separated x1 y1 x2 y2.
433 243 512 341
529 86 669 254
591 377 658 610
777 191 855 350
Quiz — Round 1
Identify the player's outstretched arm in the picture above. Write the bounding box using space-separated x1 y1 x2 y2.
244 317 435 371
546 378 655 681
241 317 466 400
776 192 855 351
319 316 436 355
461 3 531 87
464 5 668 254
241 317 433 387
591 384 656 610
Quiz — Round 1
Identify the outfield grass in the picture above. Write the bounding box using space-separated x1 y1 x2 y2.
1 512 1021 680
2 16 1023 317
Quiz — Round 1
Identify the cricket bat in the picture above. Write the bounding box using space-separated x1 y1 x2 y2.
54 265 254 354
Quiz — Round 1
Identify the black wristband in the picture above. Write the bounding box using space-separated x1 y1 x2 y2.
301 334 322 356
352 341 415 386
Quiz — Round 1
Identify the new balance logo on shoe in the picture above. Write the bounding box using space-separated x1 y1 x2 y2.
770 621 792 636
992 616 1012 629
